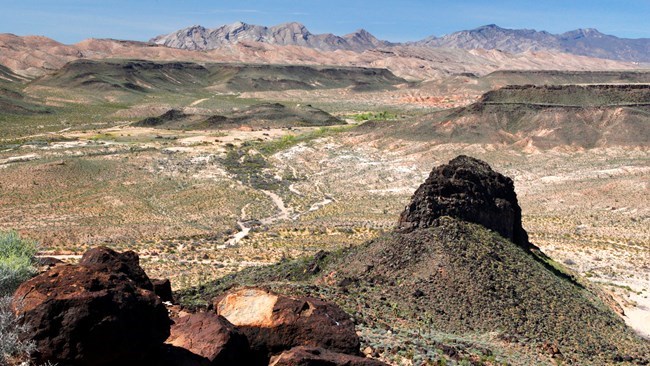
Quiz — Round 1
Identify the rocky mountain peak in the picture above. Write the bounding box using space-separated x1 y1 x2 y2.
183 25 207 33
273 22 309 32
398 155 531 249
476 24 502 31
562 28 606 39
151 22 387 52
229 20 248 28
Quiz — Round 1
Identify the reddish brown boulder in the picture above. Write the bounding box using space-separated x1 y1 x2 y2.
149 344 212 366
153 278 174 303
12 248 171 366
215 288 360 363
269 346 389 366
166 312 249 365
79 246 153 290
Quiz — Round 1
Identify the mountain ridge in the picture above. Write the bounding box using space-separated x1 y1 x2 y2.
152 22 650 62
150 21 392 52
414 24 650 62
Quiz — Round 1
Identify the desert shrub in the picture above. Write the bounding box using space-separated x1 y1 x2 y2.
0 231 38 296
0 231 41 365
0 295 36 365
351 111 397 122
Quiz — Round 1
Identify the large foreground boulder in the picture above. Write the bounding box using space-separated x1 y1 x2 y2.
12 247 171 366
166 312 249 365
214 288 360 362
270 346 389 366
398 155 531 249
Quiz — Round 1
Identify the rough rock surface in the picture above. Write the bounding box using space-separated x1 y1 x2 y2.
269 346 388 366
152 278 174 303
79 246 153 290
12 247 170 366
166 312 249 364
215 288 360 362
398 155 531 249
148 344 212 366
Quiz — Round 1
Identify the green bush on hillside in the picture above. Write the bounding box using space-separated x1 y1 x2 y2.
351 111 397 122
0 231 39 364
0 231 38 296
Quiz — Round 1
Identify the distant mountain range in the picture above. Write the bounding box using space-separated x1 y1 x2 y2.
415 24 650 62
152 22 650 62
150 21 391 52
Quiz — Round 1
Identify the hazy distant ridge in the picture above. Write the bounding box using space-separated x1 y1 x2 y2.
415 24 650 62
150 21 391 52
152 22 650 62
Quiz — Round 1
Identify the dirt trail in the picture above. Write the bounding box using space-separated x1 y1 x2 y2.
223 183 334 247
260 190 291 224
189 98 208 106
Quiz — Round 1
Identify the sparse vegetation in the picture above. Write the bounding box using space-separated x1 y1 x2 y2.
0 295 37 366
350 111 398 122
0 231 38 296
0 231 38 365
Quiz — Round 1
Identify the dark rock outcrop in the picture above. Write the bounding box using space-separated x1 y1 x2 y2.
166 312 249 365
270 346 389 366
79 246 153 290
148 344 212 366
134 109 189 127
12 247 171 366
398 155 532 249
214 288 360 363
152 278 174 303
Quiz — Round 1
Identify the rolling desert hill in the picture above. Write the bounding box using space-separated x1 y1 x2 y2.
0 65 51 114
478 70 650 88
30 59 406 97
133 103 343 130
358 84 650 149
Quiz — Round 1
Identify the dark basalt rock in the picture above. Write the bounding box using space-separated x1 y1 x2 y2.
398 155 533 250
152 278 174 303
270 346 389 366
79 246 153 290
214 288 360 364
166 312 249 365
148 344 212 366
12 247 171 366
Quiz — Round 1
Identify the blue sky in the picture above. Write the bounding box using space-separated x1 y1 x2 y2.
1 0 649 44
